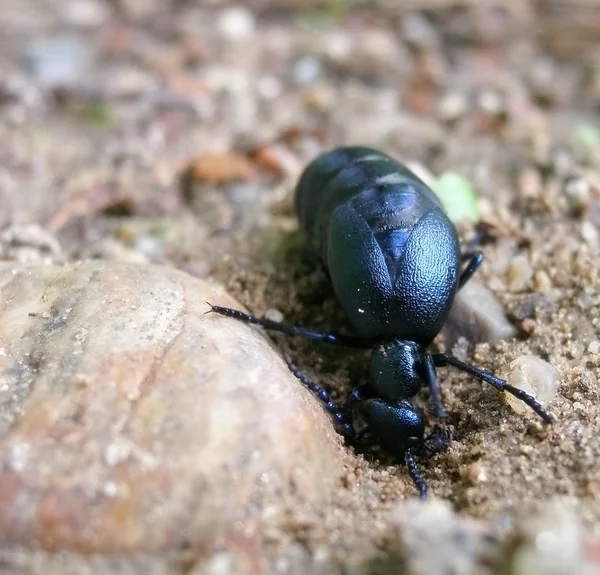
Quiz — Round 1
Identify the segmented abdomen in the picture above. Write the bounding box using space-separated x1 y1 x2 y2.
294 146 443 271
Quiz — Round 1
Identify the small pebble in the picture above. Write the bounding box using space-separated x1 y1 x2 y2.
217 6 256 42
506 254 534 292
257 75 282 100
443 281 516 347
23 36 89 88
511 502 585 575
400 13 440 51
437 91 467 123
564 177 591 215
392 500 490 574
63 0 110 28
477 88 505 116
550 147 573 177
292 55 323 86
265 308 284 323
580 221 598 247
503 356 560 415
466 462 487 485
533 270 553 292
588 341 600 355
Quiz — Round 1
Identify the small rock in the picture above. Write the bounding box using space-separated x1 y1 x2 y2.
63 0 110 28
564 177 591 216
392 499 495 575
465 462 488 485
510 501 586 575
581 221 598 248
217 6 256 42
0 261 342 553
502 356 560 415
81 237 150 264
400 13 440 51
23 36 90 88
291 55 323 87
477 88 505 116
265 308 284 323
0 224 64 264
550 147 573 177
256 75 282 101
506 254 534 292
443 281 516 348
510 292 555 322
437 91 467 124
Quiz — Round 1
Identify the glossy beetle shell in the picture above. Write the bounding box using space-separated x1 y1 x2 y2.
295 146 461 345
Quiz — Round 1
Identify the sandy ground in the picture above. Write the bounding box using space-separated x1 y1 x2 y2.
1 0 599 572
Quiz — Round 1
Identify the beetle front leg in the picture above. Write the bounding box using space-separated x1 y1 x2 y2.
423 426 452 456
206 303 370 348
285 356 356 440
404 450 428 500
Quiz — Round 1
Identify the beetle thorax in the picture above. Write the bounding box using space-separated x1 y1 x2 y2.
369 340 422 401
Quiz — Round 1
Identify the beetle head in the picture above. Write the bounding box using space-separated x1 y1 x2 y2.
360 398 425 453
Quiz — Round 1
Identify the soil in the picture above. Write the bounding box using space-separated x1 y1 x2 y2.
1 0 599 572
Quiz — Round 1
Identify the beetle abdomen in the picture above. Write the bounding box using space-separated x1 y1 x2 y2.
295 147 442 263
295 147 460 343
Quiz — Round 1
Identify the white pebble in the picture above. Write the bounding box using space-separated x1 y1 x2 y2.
217 7 256 42
265 308 284 323
503 356 560 414
580 221 598 247
506 254 533 292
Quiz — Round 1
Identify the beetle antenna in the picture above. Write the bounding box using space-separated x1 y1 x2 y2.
431 354 553 424
404 449 428 499
205 303 369 348
285 356 355 440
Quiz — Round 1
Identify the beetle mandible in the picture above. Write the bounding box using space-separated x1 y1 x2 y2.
208 146 552 498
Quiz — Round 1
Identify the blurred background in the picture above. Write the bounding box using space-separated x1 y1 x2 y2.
1 2 600 572
1 0 599 273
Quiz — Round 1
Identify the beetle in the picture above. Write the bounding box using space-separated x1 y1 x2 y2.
208 146 552 498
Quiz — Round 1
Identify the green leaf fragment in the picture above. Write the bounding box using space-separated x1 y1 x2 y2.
431 172 480 223
574 124 600 150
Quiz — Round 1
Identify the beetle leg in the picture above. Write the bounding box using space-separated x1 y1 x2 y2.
206 303 369 348
458 251 483 290
423 425 452 456
421 354 446 418
347 384 377 404
404 450 428 499
285 356 356 440
431 354 553 424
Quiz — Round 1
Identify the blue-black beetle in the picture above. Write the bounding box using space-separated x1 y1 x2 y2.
208 146 552 498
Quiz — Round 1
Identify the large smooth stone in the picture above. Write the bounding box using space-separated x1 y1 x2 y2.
0 261 343 553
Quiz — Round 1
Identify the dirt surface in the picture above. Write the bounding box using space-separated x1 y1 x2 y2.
1 0 600 572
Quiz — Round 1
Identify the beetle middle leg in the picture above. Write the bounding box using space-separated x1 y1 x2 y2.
431 354 553 423
423 426 452 456
404 450 428 499
206 303 370 348
458 251 483 290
